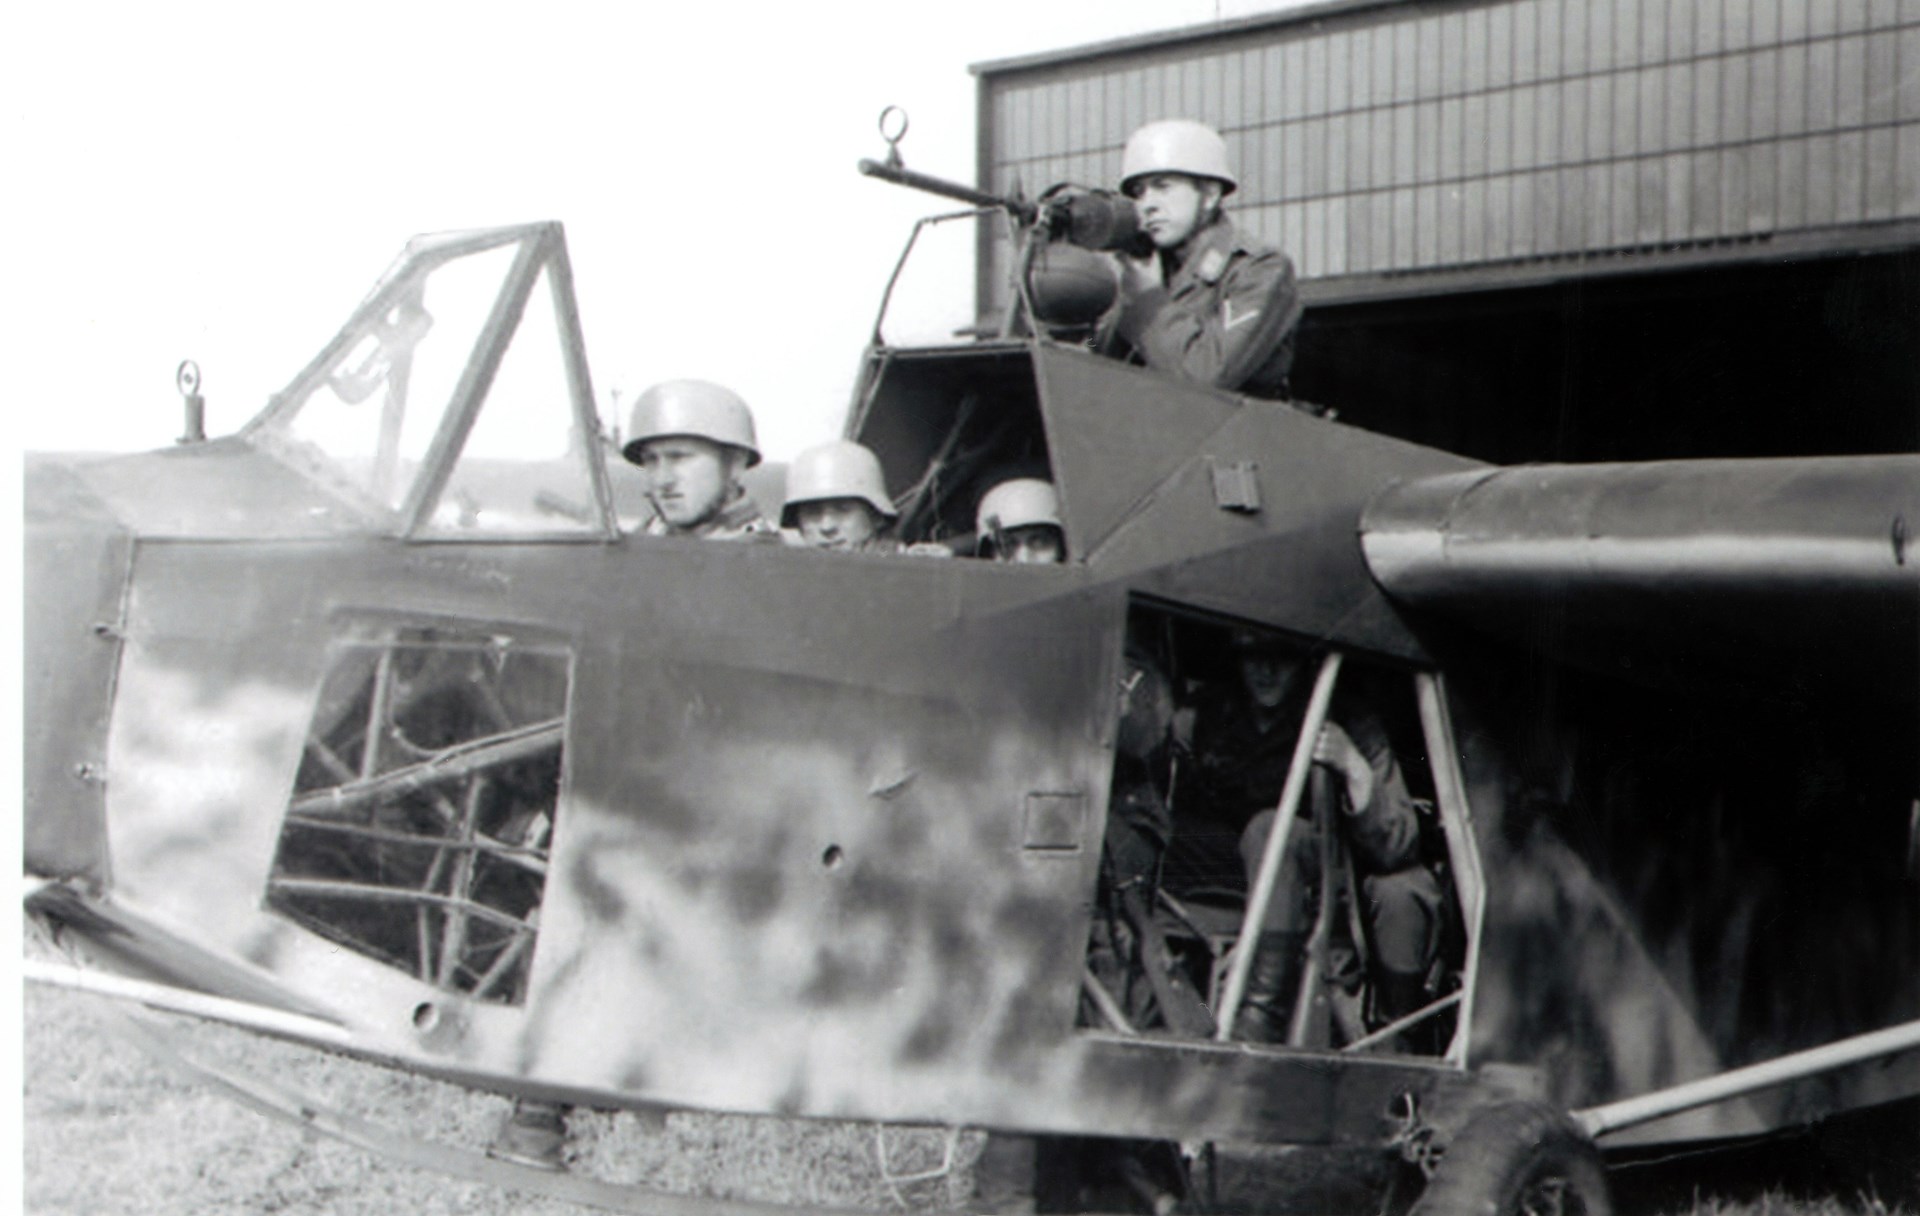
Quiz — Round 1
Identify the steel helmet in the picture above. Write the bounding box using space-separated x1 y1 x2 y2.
622 379 761 467
781 440 896 526
1119 119 1238 197
976 478 1062 539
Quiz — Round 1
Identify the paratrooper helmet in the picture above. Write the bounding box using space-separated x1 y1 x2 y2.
1120 119 1238 197
622 379 761 467
975 477 1063 553
781 440 897 527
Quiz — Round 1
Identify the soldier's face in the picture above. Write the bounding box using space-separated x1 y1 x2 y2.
795 498 882 551
1239 650 1301 710
999 525 1065 565
1129 174 1223 249
636 437 736 530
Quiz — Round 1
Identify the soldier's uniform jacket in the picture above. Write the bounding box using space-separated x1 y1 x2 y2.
1099 214 1303 400
1186 693 1421 877
643 490 780 541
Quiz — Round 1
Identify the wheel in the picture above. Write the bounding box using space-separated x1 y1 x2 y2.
1410 1101 1612 1216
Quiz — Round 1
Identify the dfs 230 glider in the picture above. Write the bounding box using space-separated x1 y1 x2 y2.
24 127 1920 1216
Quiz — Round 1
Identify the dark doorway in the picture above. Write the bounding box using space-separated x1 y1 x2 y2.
1293 248 1920 463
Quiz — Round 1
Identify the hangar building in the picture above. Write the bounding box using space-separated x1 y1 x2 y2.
972 0 1920 462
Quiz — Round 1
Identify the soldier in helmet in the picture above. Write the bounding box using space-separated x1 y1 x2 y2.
1097 119 1303 400
621 378 778 541
1184 629 1448 1047
781 440 947 556
493 381 775 1169
975 477 1066 564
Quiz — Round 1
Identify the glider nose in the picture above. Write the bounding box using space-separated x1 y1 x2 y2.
25 456 136 885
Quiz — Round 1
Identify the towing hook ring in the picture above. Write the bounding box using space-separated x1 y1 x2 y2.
878 105 909 167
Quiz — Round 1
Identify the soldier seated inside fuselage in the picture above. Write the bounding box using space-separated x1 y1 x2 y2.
781 440 952 556
974 477 1066 563
1083 613 1459 1054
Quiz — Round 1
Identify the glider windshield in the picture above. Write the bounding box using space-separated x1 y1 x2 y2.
244 225 616 540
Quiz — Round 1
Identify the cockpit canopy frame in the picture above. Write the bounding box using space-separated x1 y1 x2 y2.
242 223 618 542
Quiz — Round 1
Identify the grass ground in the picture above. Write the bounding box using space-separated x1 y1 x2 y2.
23 982 983 1216
22 978 1916 1216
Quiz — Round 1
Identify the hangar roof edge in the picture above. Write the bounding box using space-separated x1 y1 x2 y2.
969 0 1422 78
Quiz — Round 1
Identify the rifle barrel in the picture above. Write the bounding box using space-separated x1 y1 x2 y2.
857 159 1036 224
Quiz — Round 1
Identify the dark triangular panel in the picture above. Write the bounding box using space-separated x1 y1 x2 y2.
1029 345 1240 554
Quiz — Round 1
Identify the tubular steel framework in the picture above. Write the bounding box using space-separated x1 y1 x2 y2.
266 625 569 1006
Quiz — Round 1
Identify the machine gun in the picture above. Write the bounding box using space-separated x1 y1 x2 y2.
858 107 1151 256
858 107 1151 333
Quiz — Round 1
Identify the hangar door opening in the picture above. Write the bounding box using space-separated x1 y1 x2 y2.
1292 246 1920 465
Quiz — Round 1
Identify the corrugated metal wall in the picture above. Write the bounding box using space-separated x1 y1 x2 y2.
978 0 1920 293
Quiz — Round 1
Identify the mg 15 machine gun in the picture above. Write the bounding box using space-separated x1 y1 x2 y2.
857 106 1149 336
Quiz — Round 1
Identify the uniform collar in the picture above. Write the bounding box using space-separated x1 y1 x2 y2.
646 486 767 537
1165 213 1240 289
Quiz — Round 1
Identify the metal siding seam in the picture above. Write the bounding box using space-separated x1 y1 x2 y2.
1807 132 1838 226
1489 87 1514 176
1779 33 1808 138
1837 33 1869 127
1350 98 1373 193
1750 47 1780 144
1442 9 1467 96
1487 2 1513 92
1512 0 1539 86
1326 186 1349 276
1329 111 1350 200
1464 7 1489 94
1417 12 1443 100
1897 121 1920 215
1224 45 1244 129
1664 57 1693 150
1836 129 1869 223
1725 0 1754 51
1694 55 1722 149
1699 0 1726 55
1775 134 1806 228
1754 0 1782 48
1747 130 1779 233
1638 62 1665 162
1487 168 1514 260
1393 185 1417 264
1417 94 1442 184
1636 152 1666 246
1866 126 1897 219
1462 177 1487 264
1588 68 1615 163
1307 112 1328 197
1783 0 1811 41
1806 35 1838 130
1641 0 1669 61
1866 26 1901 125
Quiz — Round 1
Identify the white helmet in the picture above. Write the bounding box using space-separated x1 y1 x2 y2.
1120 119 1237 197
623 379 761 467
976 478 1062 544
781 440 896 526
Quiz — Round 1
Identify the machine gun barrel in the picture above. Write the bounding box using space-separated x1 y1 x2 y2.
857 158 1038 225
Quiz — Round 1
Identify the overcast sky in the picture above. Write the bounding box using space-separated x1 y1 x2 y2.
5 0 1317 460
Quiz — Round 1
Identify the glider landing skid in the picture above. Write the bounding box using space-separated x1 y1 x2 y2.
90 997 980 1216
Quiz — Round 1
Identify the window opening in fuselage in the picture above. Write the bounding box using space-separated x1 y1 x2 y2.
266 622 568 1006
1083 601 1465 1056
